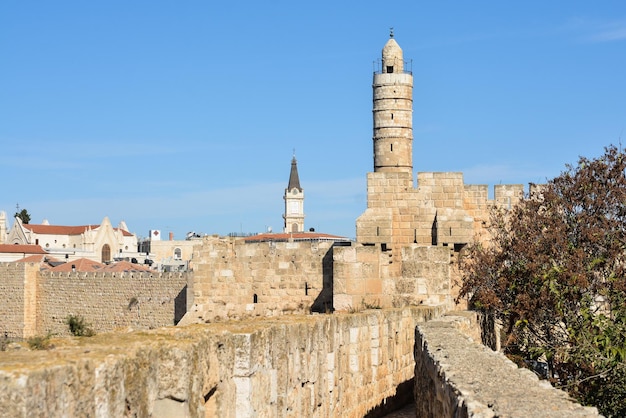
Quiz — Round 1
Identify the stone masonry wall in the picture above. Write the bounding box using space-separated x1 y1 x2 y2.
332 244 387 311
182 237 334 324
358 171 525 252
333 244 451 312
414 314 601 417
0 263 30 339
0 306 444 418
36 270 189 337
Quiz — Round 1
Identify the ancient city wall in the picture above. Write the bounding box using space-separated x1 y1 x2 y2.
332 244 451 312
183 237 334 324
37 270 189 337
0 306 444 418
1 307 599 417
0 262 189 339
414 314 600 417
0 263 39 340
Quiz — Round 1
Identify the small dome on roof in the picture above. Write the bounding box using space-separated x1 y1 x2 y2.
382 37 403 73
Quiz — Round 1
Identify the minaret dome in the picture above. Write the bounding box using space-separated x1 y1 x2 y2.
382 38 404 73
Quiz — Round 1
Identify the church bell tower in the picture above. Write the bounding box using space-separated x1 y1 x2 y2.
283 155 305 233
372 30 413 173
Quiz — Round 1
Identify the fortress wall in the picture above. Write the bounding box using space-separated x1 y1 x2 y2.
184 237 334 323
0 306 444 418
355 207 394 245
333 244 451 312
494 183 525 208
365 172 414 210
0 263 31 339
332 244 387 311
423 172 466 209
463 184 490 218
414 314 601 417
1 308 597 417
399 246 451 307
35 270 188 337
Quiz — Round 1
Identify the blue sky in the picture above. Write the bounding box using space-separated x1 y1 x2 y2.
1 2 625 240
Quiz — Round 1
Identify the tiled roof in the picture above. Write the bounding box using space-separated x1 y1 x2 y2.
22 224 134 237
15 254 59 262
0 244 47 254
14 254 62 271
15 254 49 263
243 232 350 243
50 258 105 272
101 261 152 273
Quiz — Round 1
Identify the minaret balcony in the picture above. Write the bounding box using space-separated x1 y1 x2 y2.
373 59 413 75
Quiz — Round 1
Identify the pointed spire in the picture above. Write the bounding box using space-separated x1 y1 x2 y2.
287 156 302 192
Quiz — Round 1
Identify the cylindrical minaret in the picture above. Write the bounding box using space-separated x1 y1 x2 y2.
372 33 413 173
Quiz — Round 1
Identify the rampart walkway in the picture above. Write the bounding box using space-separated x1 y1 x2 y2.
0 308 601 417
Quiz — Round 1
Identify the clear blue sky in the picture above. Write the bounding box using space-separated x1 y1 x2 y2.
2 2 625 240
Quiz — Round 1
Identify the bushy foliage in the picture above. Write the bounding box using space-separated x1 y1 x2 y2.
65 315 95 337
27 333 53 350
458 145 626 417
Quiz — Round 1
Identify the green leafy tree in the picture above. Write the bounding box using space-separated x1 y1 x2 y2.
14 208 31 224
458 145 626 417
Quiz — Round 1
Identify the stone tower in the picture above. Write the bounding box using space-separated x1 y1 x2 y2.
373 31 413 173
283 156 304 233
358 33 475 255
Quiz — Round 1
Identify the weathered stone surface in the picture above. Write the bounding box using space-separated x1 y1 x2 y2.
0 306 443 418
414 314 602 418
0 308 601 417
0 262 189 339
182 238 334 324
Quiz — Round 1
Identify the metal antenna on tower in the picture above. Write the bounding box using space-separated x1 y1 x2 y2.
390 27 394 38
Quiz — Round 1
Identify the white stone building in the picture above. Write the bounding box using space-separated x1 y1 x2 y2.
5 216 140 263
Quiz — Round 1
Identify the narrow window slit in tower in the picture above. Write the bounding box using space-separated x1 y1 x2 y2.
391 113 394 120
253 294 258 304
376 226 380 236
387 66 394 73
390 144 393 152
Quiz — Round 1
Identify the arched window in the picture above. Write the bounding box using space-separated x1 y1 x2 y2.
291 223 298 232
174 248 182 260
101 244 111 263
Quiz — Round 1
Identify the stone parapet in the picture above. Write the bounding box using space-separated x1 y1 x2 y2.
414 314 601 417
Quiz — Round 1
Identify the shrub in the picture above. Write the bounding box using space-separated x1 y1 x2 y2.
27 333 53 350
65 315 95 337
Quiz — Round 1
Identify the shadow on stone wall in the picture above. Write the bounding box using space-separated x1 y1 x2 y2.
363 379 414 417
310 248 334 313
174 285 187 325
